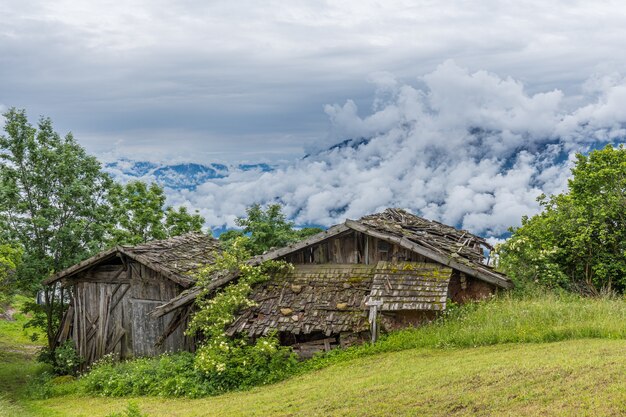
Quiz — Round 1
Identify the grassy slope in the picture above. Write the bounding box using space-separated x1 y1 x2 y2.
2 293 625 416
32 340 626 417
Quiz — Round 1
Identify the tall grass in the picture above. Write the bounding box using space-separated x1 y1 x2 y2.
301 291 626 371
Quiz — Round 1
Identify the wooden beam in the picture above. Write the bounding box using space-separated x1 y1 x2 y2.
149 270 239 318
345 220 513 289
43 248 118 285
252 224 351 263
155 309 185 347
55 305 74 345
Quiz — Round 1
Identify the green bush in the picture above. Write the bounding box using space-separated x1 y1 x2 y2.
37 340 82 376
194 334 298 392
82 338 297 398
498 145 626 294
82 352 208 397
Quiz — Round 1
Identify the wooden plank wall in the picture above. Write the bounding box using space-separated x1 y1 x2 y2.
282 230 429 265
71 278 131 366
69 260 189 367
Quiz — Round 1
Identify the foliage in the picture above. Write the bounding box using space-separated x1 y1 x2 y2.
37 340 82 376
108 180 204 246
0 108 113 347
219 203 323 255
192 334 297 392
188 237 298 392
0 109 206 348
498 144 626 294
82 352 209 398
82 343 297 398
0 295 45 349
0 243 23 309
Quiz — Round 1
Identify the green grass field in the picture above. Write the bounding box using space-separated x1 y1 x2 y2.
1 294 625 417
0 296 46 417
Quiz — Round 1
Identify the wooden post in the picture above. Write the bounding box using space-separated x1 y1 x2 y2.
366 300 383 343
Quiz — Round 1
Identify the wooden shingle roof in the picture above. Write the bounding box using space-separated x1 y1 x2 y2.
369 261 451 311
43 232 219 287
227 261 455 338
359 209 488 264
228 264 375 337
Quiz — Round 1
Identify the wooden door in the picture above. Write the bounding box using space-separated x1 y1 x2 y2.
130 299 166 357
73 282 130 367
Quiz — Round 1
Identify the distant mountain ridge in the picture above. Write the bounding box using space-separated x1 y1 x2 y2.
104 138 366 190
105 159 273 190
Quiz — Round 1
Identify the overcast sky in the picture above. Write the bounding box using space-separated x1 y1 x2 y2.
2 1 626 234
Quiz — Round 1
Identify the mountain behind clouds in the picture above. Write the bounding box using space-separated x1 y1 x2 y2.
105 159 273 190
104 62 626 239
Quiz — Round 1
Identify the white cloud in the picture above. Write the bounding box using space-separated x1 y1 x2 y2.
3 1 626 161
4 1 626 237
150 62 626 237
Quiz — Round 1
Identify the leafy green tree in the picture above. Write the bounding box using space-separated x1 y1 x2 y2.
0 108 113 346
498 145 626 294
108 180 205 246
0 243 23 309
219 203 323 255
164 206 204 238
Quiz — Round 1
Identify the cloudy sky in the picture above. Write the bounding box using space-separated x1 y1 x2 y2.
2 1 626 236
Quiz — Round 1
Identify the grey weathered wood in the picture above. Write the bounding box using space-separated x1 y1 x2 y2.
345 220 513 289
106 325 125 355
130 299 166 357
253 224 351 263
122 250 195 288
56 305 74 344
150 270 239 318
43 248 119 285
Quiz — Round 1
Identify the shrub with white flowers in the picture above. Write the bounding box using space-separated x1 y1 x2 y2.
187 237 298 390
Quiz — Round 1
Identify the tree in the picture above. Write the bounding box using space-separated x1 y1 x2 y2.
219 203 323 255
107 180 205 246
0 108 113 346
498 145 626 294
0 243 23 309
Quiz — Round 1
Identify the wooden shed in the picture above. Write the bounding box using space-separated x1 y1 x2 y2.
43 232 219 367
154 209 512 357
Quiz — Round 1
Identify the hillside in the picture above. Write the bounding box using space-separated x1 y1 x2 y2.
1 294 625 417
23 340 626 416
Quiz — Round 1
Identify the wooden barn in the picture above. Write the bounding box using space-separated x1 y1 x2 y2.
153 209 512 357
43 233 219 367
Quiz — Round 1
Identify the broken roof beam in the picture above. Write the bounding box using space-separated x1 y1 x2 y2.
149 270 240 318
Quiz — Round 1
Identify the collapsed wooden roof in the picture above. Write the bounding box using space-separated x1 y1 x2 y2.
43 232 220 288
227 261 453 338
152 208 511 319
255 208 510 288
